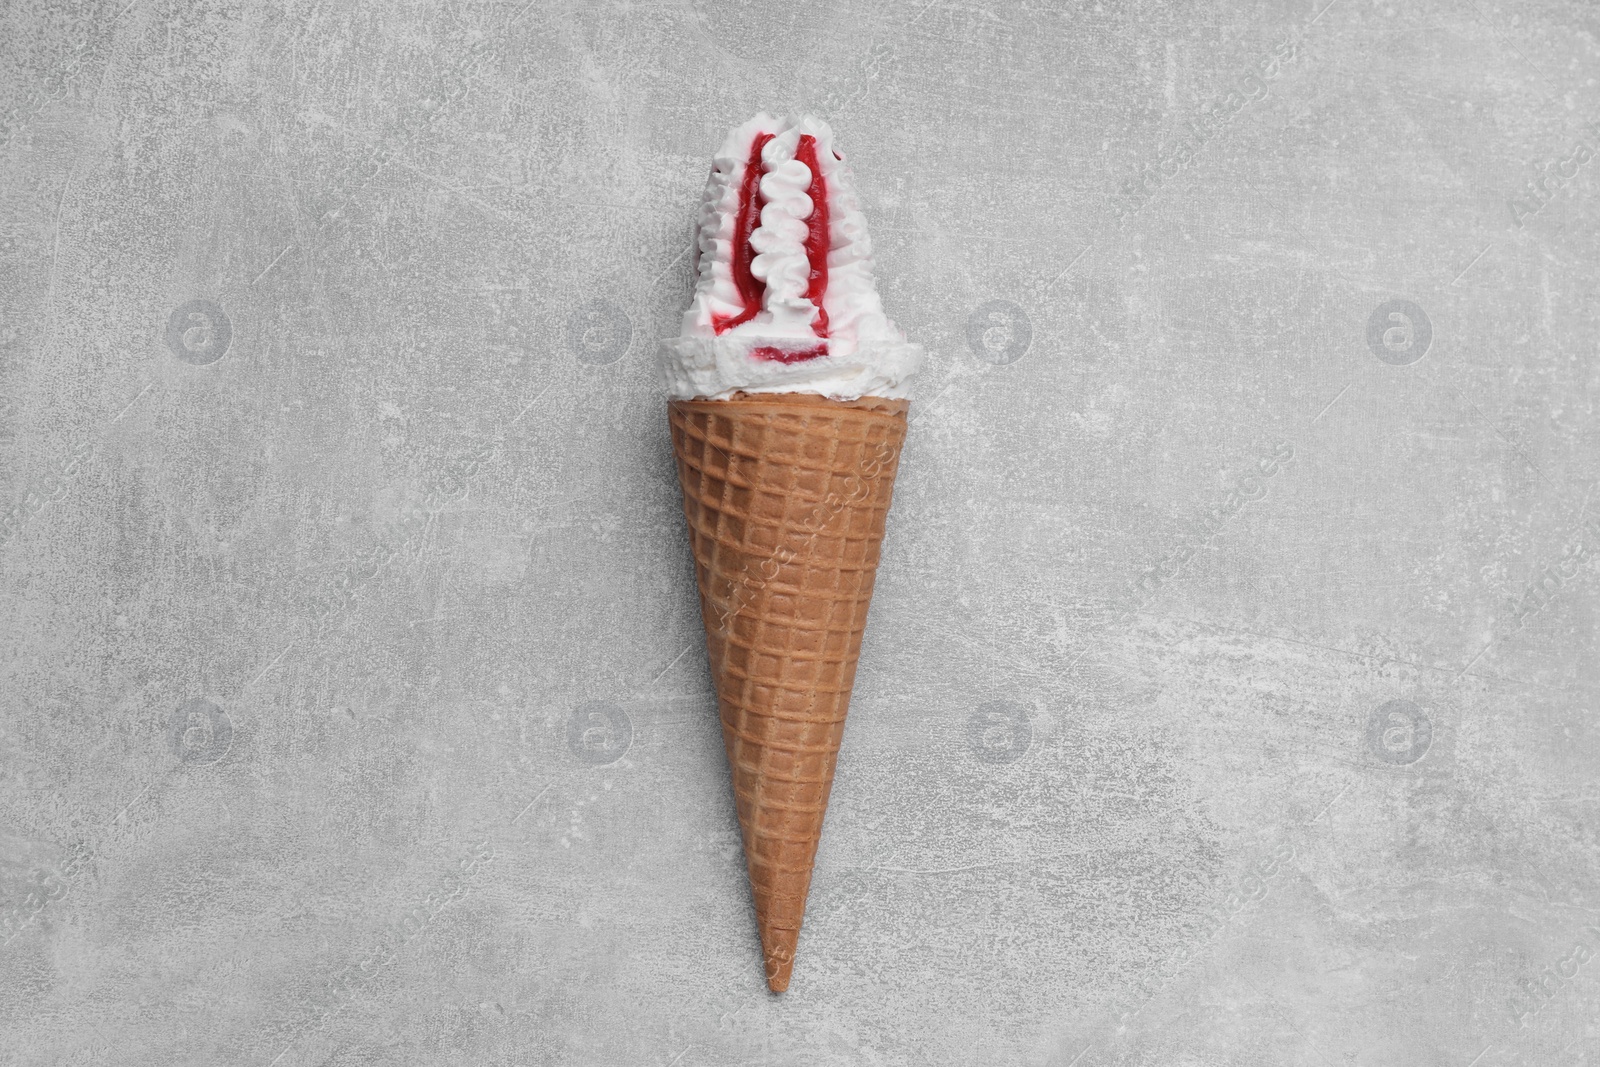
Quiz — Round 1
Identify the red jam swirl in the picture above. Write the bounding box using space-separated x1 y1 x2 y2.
793 134 830 340
711 132 773 334
751 344 828 364
713 131 832 364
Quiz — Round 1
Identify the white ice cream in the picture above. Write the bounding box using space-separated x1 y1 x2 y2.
660 113 923 401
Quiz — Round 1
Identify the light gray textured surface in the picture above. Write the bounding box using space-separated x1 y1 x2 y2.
2 0 1598 1063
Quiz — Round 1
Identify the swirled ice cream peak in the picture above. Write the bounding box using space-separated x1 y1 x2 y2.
661 113 922 401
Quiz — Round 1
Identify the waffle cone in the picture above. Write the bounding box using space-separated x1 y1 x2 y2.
668 390 909 992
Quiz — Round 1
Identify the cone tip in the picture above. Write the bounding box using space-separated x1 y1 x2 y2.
762 935 797 993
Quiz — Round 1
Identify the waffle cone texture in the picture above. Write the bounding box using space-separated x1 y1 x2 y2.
668 391 909 992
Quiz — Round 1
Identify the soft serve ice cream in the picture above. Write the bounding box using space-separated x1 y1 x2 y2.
660 113 923 401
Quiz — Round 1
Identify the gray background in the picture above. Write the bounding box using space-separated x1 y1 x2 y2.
1 0 1597 1064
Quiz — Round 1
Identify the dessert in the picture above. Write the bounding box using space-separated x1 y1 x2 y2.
662 113 922 992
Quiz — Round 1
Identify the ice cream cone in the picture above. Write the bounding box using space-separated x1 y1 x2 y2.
669 390 909 992
662 113 922 990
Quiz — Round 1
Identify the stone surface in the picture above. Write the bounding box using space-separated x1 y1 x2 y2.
2 1 1598 1064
